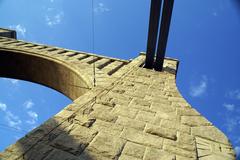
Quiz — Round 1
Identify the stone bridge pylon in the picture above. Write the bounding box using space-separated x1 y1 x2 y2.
0 28 236 160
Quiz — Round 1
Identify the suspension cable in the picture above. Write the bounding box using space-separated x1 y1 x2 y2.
0 123 28 134
91 0 96 87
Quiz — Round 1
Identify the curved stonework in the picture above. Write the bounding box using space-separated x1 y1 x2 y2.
0 34 130 100
0 29 236 160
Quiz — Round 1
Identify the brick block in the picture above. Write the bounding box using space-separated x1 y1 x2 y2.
116 116 146 130
121 128 163 149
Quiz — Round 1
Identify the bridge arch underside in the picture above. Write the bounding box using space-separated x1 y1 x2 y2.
0 49 91 100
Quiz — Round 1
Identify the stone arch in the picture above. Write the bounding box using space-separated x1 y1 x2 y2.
0 48 92 100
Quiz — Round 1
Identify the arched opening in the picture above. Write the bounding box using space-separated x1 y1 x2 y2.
0 49 91 100
0 49 93 152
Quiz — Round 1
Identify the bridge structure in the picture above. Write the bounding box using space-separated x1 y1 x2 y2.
0 28 236 160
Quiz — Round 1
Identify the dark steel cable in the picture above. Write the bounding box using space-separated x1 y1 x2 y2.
0 123 28 134
92 0 96 87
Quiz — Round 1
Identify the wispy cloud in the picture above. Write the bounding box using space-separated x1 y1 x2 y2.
226 89 240 100
0 101 39 134
26 111 38 125
23 100 38 125
2 78 19 85
224 117 240 132
94 3 110 14
189 75 208 97
9 79 19 85
45 10 64 27
5 111 22 130
0 102 22 130
9 24 26 38
0 103 7 111
223 103 235 111
23 100 34 109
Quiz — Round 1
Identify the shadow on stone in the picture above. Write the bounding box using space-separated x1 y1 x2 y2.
0 107 96 160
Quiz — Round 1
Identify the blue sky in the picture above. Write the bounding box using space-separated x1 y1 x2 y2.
0 0 240 158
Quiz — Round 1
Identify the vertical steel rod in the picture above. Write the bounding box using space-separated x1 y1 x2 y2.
154 0 174 71
145 0 162 69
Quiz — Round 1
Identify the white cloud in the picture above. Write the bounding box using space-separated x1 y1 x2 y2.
5 111 22 130
45 11 64 27
9 79 19 85
224 117 240 132
94 3 110 14
0 102 22 130
227 90 240 100
235 146 240 158
0 103 7 111
23 100 34 109
27 111 38 120
26 111 38 125
223 103 235 111
2 78 19 85
9 24 26 37
23 100 39 126
189 75 208 97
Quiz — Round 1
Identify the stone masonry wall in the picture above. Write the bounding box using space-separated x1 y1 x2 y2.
0 30 236 160
0 55 236 160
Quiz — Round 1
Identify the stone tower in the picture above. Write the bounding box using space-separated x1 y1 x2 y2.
0 28 236 160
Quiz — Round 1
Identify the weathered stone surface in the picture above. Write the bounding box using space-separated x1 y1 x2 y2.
74 116 96 128
154 111 177 123
122 142 146 159
192 126 230 144
120 128 163 149
178 124 191 134
89 104 117 122
50 125 97 155
176 155 196 160
177 132 195 145
145 124 177 140
116 116 145 130
0 34 235 160
43 149 79 160
111 105 138 119
196 137 235 160
168 97 186 103
135 110 155 123
176 108 200 116
150 102 175 113
91 119 123 136
161 119 177 129
199 155 232 160
118 155 142 160
181 116 211 127
164 139 196 152
55 110 75 119
131 98 151 107
143 147 176 160
86 132 126 159
163 144 196 159
23 143 54 160
79 151 112 160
